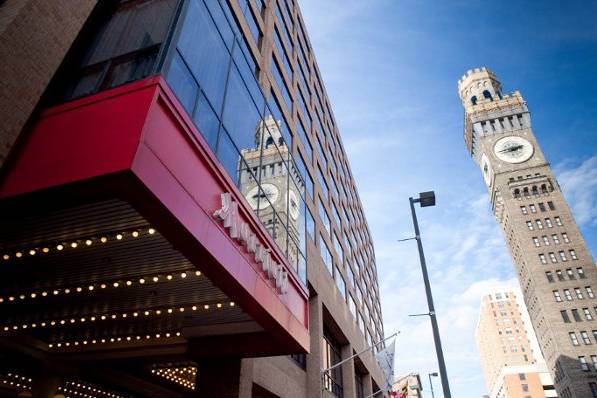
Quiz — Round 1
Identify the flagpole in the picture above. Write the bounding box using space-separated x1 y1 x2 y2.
321 332 398 398
321 332 398 374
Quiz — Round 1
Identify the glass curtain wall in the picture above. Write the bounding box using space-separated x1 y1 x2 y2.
165 0 307 284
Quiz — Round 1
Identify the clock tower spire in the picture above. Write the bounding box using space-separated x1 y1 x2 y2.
459 67 597 398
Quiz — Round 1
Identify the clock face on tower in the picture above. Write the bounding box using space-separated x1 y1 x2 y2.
493 136 534 164
245 183 279 210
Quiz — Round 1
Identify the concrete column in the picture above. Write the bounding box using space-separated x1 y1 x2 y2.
239 358 254 398
195 358 242 398
306 295 323 397
363 373 373 397
31 374 61 398
340 345 356 398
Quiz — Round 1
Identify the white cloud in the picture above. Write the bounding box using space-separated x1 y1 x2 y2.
554 155 597 227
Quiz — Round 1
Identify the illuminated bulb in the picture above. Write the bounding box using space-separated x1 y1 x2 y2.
30 293 36 298
139 278 145 284
42 247 49 253
60 320 65 325
132 231 139 238
166 275 172 280
113 282 119 287
85 239 92 246
0 298 3 303
76 287 82 292
192 305 197 311
111 314 116 319
100 237 107 243
167 308 173 313
133 312 138 317
53 290 59 295
144 311 150 316
204 304 209 310
101 315 106 320
50 321 56 325
165 332 171 337
179 307 184 312
122 313 127 318
126 280 132 286
116 234 123 240
100 284 106 289
29 249 36 256
88 285 94 291
19 295 25 299
57 244 64 251
230 302 235 307
41 291 47 296
180 272 187 278
2 254 9 260
9 296 14 301
195 271 201 276
15 252 22 258
90 316 95 321
152 276 158 282
70 242 78 248
148 228 156 234
217 303 222 308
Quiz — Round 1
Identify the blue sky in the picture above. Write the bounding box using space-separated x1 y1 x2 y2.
300 1 597 396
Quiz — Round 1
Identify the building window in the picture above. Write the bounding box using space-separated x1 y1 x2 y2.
543 235 550 246
555 216 563 226
584 308 593 321
549 252 557 263
553 291 562 302
548 201 556 210
559 251 568 262
533 237 540 247
526 221 534 231
530 204 537 213
572 309 582 322
335 266 346 300
320 236 333 274
562 232 570 243
545 218 553 228
519 373 526 381
322 329 343 397
538 202 546 212
521 206 528 215
578 267 587 279
546 271 554 282
591 382 597 397
552 234 560 244
567 268 576 280
536 219 544 229
570 249 578 260
587 287 595 299
580 356 590 371
581 331 592 345
539 254 547 264
556 270 565 281
564 289 573 301
561 310 571 323
576 288 585 299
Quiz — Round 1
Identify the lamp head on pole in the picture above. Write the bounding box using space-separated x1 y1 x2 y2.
417 191 436 207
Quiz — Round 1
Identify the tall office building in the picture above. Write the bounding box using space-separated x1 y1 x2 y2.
476 290 556 398
459 67 597 398
0 1 386 397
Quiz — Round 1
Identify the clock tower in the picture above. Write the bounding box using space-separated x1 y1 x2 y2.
239 115 302 268
459 67 597 398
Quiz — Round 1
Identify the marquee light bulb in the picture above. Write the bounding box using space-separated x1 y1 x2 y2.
2 254 9 260
42 247 49 253
116 234 123 240
15 252 22 258
70 242 78 248
100 237 107 243
57 244 64 251
132 231 139 237
180 272 187 278
85 239 92 246
29 249 36 256
148 228 156 234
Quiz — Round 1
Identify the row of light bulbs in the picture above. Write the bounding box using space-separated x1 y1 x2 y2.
2 227 157 262
0 269 201 304
59 380 129 398
151 367 196 390
48 330 182 349
2 301 236 332
0 372 31 390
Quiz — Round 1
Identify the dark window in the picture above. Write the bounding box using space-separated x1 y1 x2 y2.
471 95 477 105
548 201 556 210
561 310 570 323
290 353 306 369
572 309 582 322
355 372 365 398
483 90 493 101
323 329 343 397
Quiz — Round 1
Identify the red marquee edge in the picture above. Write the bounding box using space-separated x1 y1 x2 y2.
0 76 310 355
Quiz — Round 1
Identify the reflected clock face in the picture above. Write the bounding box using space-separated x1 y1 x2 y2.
493 136 534 164
288 190 300 220
245 184 279 210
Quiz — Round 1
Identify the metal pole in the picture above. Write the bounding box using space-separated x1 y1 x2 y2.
428 373 436 398
409 197 452 398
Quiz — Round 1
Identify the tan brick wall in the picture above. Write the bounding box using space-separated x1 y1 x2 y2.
0 0 97 167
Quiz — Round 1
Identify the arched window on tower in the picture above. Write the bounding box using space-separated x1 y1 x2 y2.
514 188 521 199
471 96 477 105
541 184 549 194
532 185 539 196
483 90 493 101
523 187 530 197
265 136 275 148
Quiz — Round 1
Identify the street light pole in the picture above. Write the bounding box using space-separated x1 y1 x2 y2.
428 372 438 398
408 192 452 398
